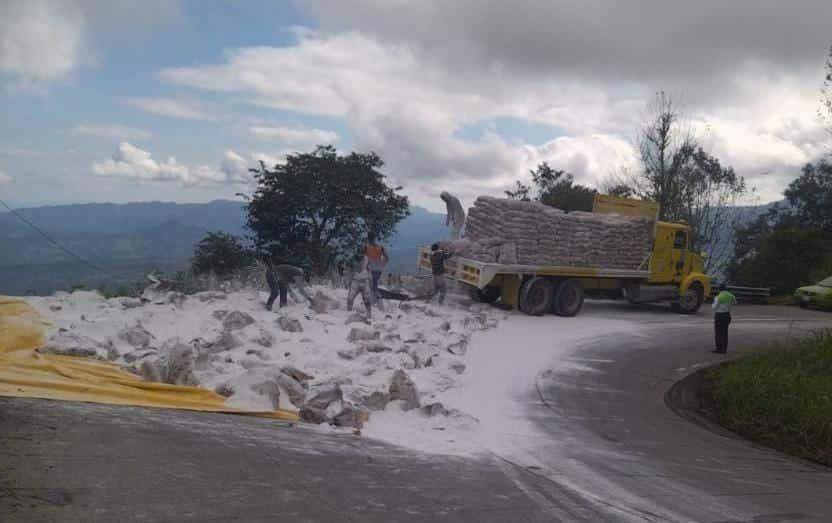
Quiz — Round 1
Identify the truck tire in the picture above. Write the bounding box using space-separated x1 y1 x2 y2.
519 277 554 315
553 279 584 317
675 284 703 314
469 285 501 304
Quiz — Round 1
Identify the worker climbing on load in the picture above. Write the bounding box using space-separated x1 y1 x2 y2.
365 233 389 304
428 242 452 305
440 191 465 240
347 252 372 320
711 283 737 354
265 260 313 311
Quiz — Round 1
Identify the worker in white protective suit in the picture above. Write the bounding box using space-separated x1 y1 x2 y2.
440 191 465 240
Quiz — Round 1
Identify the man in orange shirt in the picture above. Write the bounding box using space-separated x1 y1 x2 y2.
365 233 389 303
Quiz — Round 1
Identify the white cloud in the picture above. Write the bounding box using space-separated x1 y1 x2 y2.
124 97 215 120
148 0 832 208
0 0 179 87
249 125 338 146
92 142 253 186
218 150 251 183
93 142 188 182
155 31 654 207
251 151 292 169
300 1 832 83
72 123 152 141
0 170 13 184
0 1 87 83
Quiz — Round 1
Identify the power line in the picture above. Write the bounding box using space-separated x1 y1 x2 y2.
0 197 113 276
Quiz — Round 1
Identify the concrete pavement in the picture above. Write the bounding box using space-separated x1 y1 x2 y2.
0 397 573 522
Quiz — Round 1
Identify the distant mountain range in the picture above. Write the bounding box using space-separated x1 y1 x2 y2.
0 200 446 295
0 198 775 295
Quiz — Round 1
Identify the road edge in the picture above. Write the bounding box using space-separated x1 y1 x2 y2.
664 361 831 471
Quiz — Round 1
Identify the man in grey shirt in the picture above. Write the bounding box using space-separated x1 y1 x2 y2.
347 254 372 319
440 191 465 240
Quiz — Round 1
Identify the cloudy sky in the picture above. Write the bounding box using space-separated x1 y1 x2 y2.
1 0 830 211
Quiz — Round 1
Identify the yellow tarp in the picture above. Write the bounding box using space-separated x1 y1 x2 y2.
0 297 298 421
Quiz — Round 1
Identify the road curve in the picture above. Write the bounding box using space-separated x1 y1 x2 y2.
1 304 830 522
523 303 832 522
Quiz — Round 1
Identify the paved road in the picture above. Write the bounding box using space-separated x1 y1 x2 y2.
525 304 832 522
1 303 830 522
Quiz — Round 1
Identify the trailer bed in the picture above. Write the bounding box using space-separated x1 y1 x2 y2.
418 247 649 289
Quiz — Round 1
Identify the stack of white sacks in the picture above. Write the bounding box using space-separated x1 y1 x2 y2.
442 196 654 270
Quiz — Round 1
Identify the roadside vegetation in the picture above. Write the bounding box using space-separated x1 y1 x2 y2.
710 331 832 467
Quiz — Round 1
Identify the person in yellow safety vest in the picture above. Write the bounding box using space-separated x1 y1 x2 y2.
712 283 737 354
364 233 388 303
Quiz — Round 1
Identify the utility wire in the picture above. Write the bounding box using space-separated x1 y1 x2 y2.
0 197 113 276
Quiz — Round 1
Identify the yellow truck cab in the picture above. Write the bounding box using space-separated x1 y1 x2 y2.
419 194 711 316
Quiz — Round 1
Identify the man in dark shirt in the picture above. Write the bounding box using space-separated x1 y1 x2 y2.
265 262 312 310
428 243 452 304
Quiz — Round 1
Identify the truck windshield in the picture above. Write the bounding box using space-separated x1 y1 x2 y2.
819 276 832 287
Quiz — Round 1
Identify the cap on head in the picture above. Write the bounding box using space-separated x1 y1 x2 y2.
440 191 449 200
431 243 439 251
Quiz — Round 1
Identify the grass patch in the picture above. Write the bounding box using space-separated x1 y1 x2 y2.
710 330 832 466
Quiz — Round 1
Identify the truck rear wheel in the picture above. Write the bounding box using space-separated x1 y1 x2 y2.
553 279 584 317
519 277 554 315
675 284 703 314
470 285 501 304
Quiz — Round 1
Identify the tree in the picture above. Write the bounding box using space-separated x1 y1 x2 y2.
731 218 832 293
506 162 597 212
192 232 254 277
631 92 749 274
731 161 832 292
246 145 409 273
606 183 636 199
504 181 531 201
783 160 832 231
821 44 832 145
637 91 696 220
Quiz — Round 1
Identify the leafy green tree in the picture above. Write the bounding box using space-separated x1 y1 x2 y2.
783 161 832 231
606 183 636 198
732 161 832 292
504 181 531 201
246 145 409 273
505 162 597 212
731 224 832 293
821 44 832 145
192 232 254 278
633 92 748 274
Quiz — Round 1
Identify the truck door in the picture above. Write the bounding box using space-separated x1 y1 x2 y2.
649 225 674 283
671 230 688 282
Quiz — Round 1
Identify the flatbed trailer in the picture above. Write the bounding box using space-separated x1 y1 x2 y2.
418 195 711 317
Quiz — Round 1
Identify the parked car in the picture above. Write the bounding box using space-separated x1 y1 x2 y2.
794 276 832 309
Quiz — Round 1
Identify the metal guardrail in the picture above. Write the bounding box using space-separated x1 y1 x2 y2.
709 285 771 303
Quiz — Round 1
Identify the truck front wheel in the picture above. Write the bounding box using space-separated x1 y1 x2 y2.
675 284 703 314
519 277 554 315
553 279 584 317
